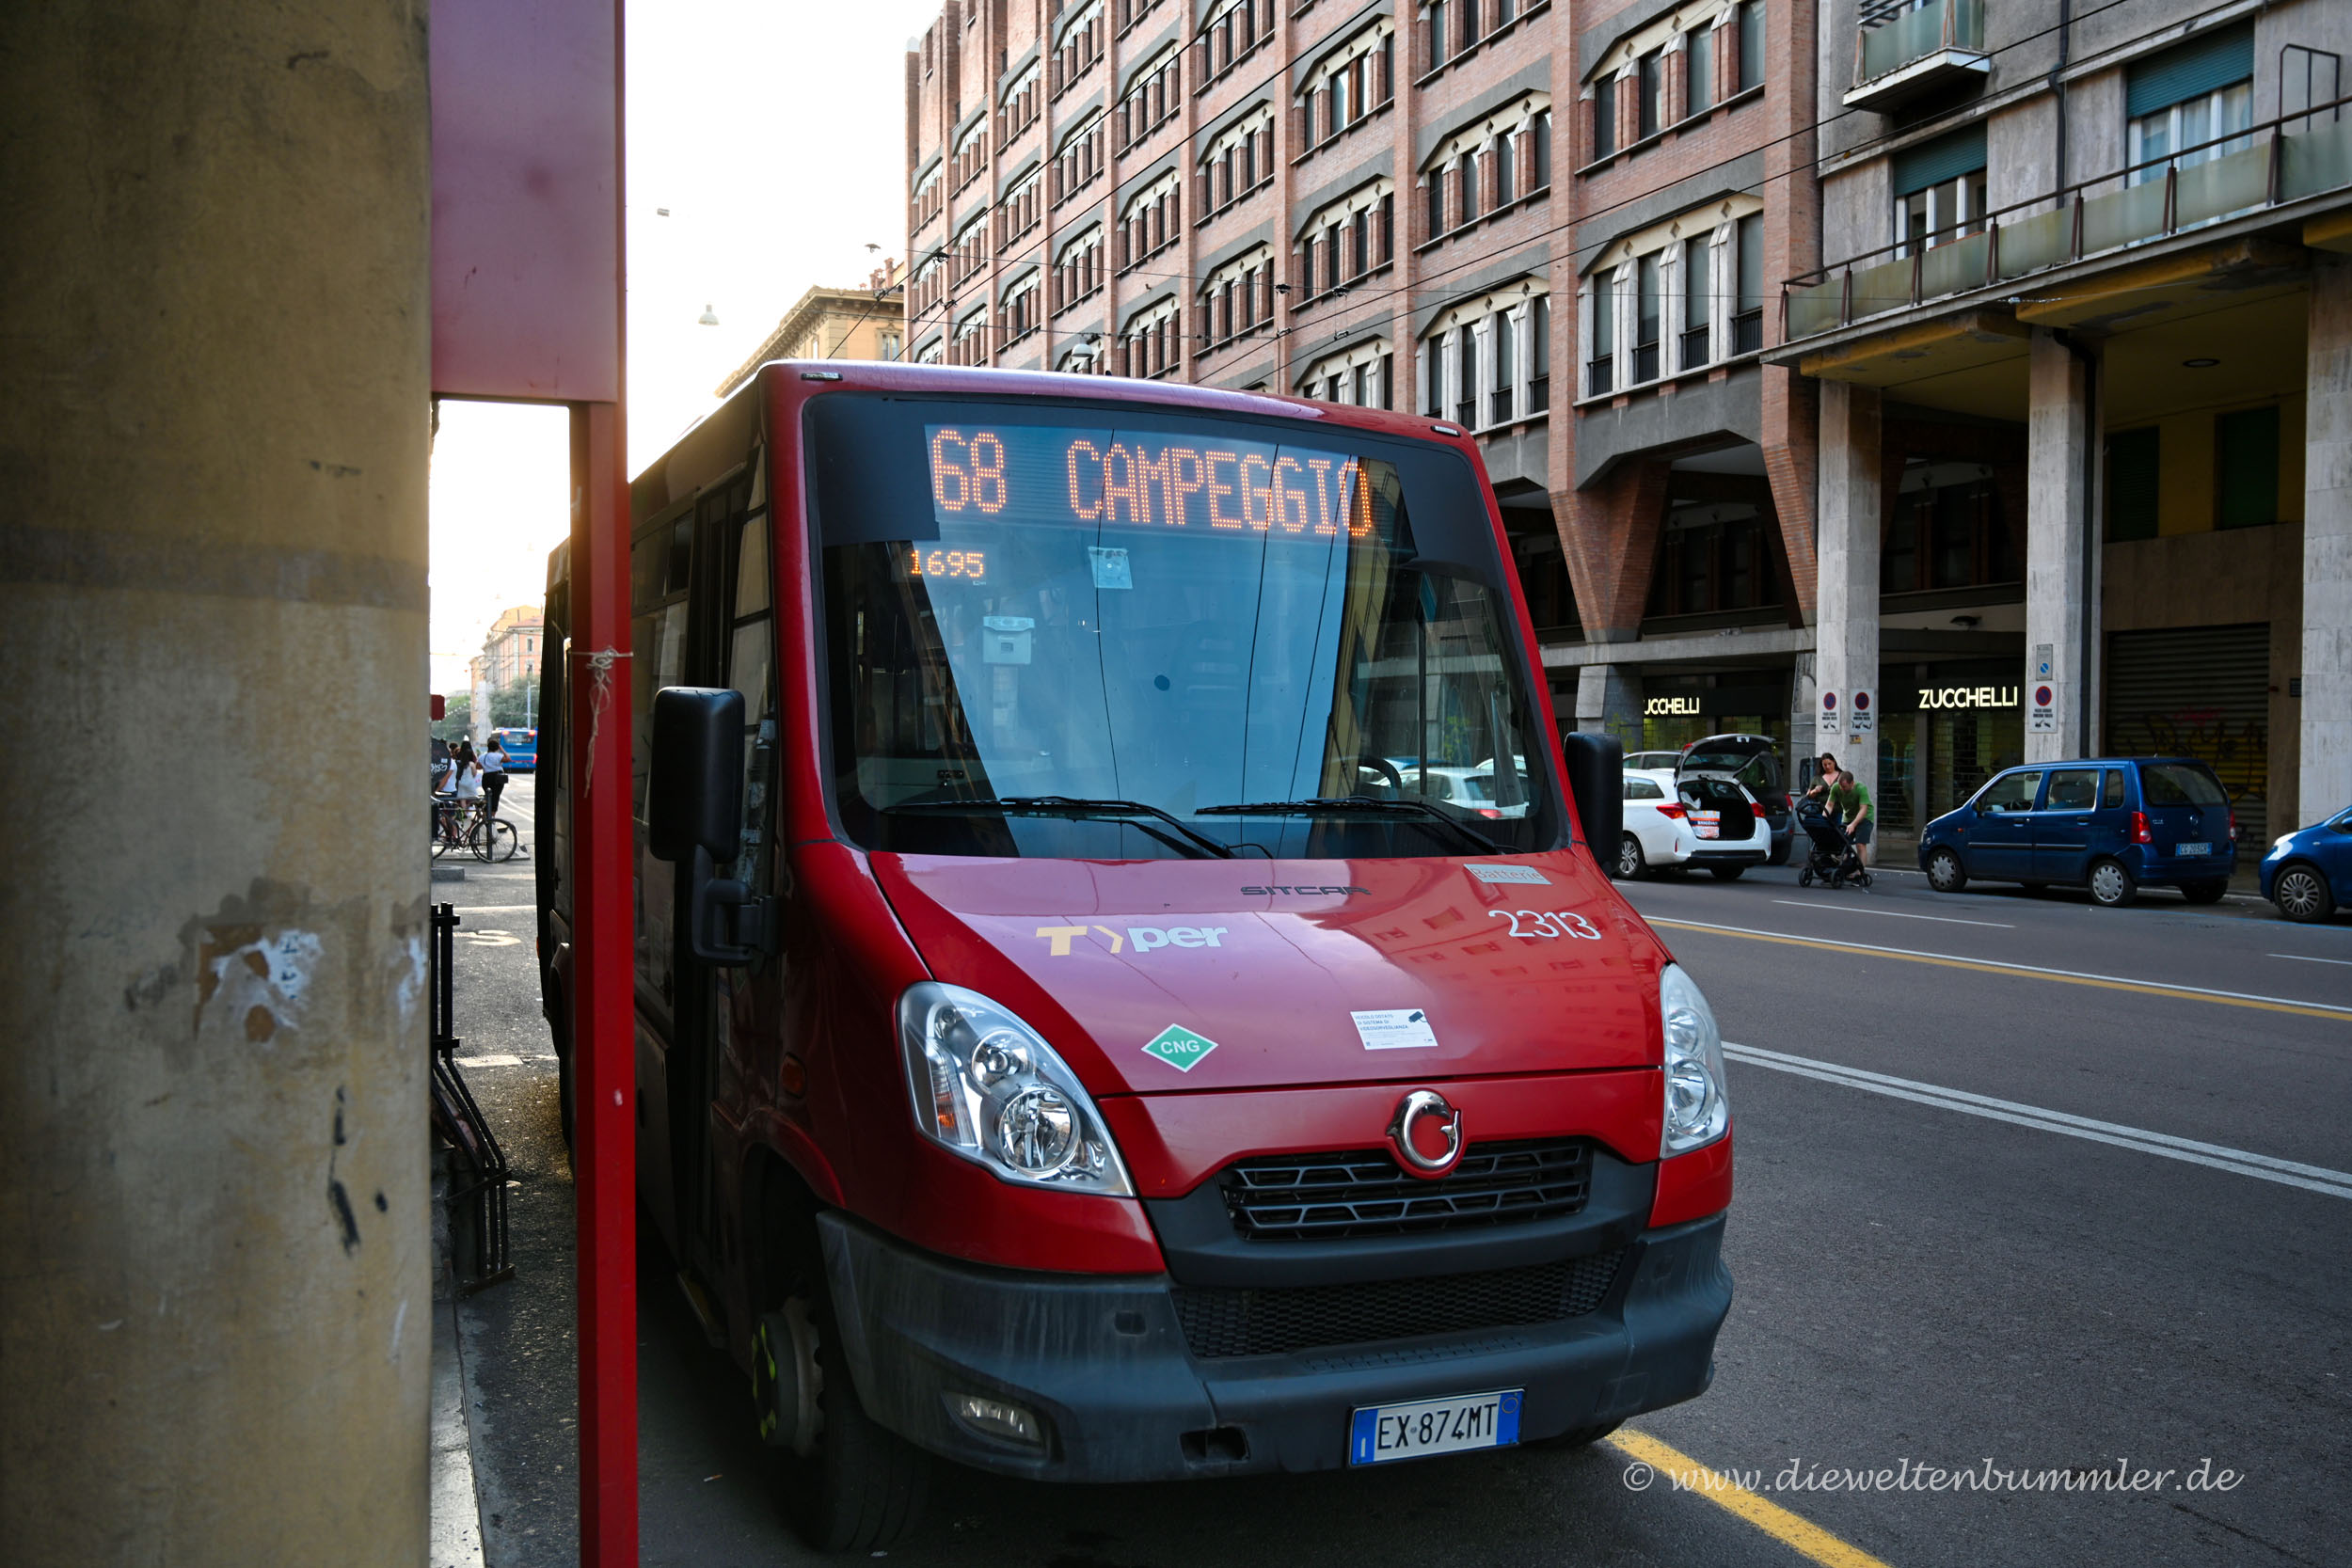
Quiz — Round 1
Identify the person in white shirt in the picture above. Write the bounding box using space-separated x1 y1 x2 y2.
451 742 483 800
481 736 509 818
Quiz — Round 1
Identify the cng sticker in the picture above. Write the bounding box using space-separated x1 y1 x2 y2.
1142 1024 1220 1072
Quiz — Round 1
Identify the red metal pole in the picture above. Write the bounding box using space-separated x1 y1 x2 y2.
570 399 636 1567
575 5 636 1560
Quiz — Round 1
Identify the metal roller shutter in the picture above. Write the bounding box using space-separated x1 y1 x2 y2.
2103 624 2270 845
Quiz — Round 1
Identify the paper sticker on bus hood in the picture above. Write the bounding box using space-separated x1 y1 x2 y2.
870 850 1664 1096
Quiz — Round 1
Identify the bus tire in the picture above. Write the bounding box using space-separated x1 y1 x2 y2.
790 1323 930 1553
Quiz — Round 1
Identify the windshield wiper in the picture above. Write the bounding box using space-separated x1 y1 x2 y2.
884 795 1236 860
1196 795 1504 855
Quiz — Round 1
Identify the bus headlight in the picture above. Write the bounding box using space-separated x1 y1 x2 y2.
898 984 1133 1195
1660 964 1730 1156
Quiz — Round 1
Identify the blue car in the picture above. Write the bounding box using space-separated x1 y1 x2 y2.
2261 808 2352 922
1918 756 2238 908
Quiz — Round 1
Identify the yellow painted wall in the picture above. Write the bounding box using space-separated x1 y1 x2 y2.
2139 391 2305 536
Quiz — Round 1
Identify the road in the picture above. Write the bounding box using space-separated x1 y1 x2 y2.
439 791 2352 1567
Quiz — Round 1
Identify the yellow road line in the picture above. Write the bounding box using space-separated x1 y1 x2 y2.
1608 1428 1896 1568
1647 917 2352 1022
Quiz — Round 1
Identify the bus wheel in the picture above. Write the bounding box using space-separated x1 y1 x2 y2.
775 1294 929 1552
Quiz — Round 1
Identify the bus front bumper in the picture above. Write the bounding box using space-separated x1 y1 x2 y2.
818 1209 1731 1482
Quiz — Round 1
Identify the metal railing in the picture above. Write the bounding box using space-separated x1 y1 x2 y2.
428 903 512 1291
1855 0 1983 88
1782 92 2352 343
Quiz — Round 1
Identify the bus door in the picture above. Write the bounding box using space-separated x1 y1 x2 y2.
638 461 780 1275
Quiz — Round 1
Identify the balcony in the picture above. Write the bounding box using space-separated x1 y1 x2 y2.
1846 0 1989 114
1782 98 2352 345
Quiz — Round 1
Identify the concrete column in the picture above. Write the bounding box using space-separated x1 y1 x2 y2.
1575 663 1643 752
2026 328 2093 762
1816 380 1882 801
0 6 431 1563
2305 254 2352 818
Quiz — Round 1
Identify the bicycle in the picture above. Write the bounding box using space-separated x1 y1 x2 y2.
430 795 520 862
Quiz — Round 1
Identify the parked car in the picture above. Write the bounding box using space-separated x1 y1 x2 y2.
1401 763 1528 819
2260 806 2352 922
1918 756 2237 908
1678 734 1792 865
1625 750 1685 772
1618 768 1701 877
1676 772 1773 879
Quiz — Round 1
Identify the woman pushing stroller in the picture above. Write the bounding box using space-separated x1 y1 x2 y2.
1802 752 1875 869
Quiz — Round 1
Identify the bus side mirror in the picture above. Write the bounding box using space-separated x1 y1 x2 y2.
648 687 763 966
1562 732 1624 865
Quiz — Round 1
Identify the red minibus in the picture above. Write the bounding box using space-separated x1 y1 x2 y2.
536 363 1732 1549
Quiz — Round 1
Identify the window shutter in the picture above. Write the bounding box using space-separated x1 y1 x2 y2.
1890 122 1987 198
2126 23 2254 119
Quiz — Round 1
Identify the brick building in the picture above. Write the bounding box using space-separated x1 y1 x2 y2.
901 0 2352 849
901 0 1812 777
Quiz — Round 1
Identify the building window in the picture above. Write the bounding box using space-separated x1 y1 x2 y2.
1533 109 1552 186
2106 426 2160 542
1299 341 1394 408
1454 331 1476 427
1734 212 1764 352
1530 295 1549 412
1681 236 1712 371
2129 83 2253 182
1737 0 1763 93
1890 126 1988 254
2216 405 2280 529
1686 24 1713 115
1592 75 1616 159
2125 24 2255 183
1489 315 1514 425
1634 252 1661 382
1637 49 1662 139
1588 281 1613 395
879 330 901 361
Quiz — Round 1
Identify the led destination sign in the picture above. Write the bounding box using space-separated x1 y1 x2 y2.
928 425 1389 540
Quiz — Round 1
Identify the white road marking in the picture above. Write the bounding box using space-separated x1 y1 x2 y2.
456 1053 524 1068
2269 952 2352 968
1770 898 2012 929
1657 915 2352 1017
449 903 540 914
1725 1042 2352 1200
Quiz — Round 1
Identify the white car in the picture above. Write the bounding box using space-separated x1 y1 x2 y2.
1624 750 1685 772
1618 768 1700 878
1674 771 1772 879
1401 764 1529 819
1619 768 1772 879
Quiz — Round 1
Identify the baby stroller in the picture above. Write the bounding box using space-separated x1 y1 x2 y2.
1795 800 1872 889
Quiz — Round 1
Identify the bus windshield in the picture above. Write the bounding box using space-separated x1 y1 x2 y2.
807 394 1563 860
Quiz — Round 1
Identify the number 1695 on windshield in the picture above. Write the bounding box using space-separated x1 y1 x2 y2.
1349 1389 1523 1465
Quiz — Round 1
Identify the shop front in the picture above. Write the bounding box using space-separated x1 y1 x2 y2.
1880 662 2026 834
1640 671 1793 755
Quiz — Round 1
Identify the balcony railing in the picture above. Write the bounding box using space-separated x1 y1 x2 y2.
1848 0 1988 113
1782 96 2352 343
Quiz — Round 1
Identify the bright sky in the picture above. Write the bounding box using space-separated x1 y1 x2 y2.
428 0 942 691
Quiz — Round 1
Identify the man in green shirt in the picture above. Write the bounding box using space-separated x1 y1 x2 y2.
1806 752 1876 867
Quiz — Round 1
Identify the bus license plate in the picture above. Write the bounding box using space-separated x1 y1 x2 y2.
1348 1389 1522 1465
2176 842 2211 857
